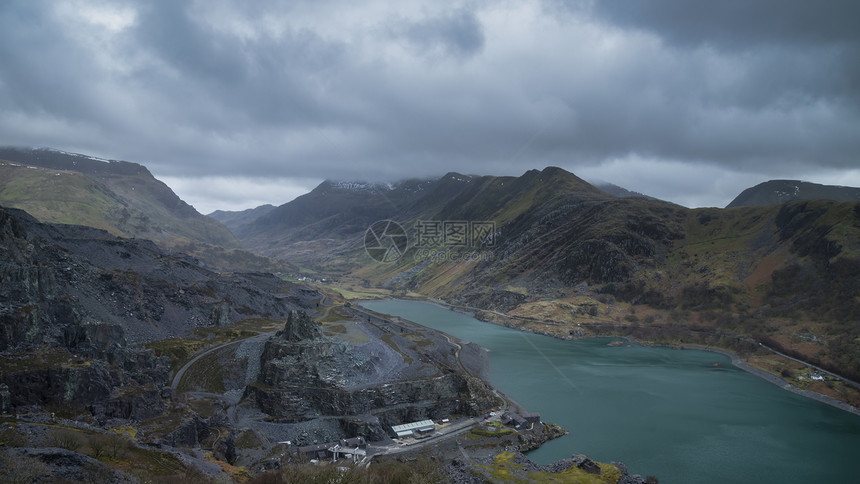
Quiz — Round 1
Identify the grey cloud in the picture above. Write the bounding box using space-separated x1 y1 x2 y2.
0 3 106 122
395 9 485 57
0 0 858 210
586 1 860 109
130 1 349 128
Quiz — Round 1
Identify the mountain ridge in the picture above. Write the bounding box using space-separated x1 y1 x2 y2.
0 147 297 273
727 179 860 208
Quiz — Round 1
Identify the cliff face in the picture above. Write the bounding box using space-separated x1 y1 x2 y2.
0 207 313 346
249 311 496 428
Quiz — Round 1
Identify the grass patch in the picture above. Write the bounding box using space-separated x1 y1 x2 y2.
469 426 515 438
0 347 94 375
235 430 263 450
144 338 208 374
322 321 371 345
146 318 284 372
7 423 188 478
318 306 353 323
176 350 227 393
140 407 184 443
471 451 623 483
380 333 413 365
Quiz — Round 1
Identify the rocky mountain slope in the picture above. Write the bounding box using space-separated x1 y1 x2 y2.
0 206 318 414
0 204 512 481
208 204 276 235
727 179 860 208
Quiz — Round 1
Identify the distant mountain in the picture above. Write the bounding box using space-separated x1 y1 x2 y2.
0 147 238 249
592 181 656 200
235 168 612 269
208 204 276 235
727 179 860 208
237 176 441 265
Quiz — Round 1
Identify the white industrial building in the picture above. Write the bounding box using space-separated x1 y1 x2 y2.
391 419 435 438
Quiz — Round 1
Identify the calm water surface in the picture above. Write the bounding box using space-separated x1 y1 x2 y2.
361 299 860 484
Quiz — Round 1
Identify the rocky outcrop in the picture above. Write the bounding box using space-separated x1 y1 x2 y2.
250 311 495 427
252 372 490 423
277 310 323 342
516 421 567 452
165 415 213 448
0 447 135 483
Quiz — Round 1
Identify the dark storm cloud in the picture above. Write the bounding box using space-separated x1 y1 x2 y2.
130 1 350 129
0 1 858 211
588 0 860 111
588 0 860 49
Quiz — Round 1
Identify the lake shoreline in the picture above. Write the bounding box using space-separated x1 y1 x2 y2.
361 296 860 418
359 297 860 483
673 342 860 417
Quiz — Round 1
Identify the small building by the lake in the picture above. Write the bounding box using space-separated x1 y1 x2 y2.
298 437 368 461
522 411 541 424
500 412 526 428
391 419 436 438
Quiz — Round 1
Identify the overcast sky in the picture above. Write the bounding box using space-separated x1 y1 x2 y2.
2 1 859 213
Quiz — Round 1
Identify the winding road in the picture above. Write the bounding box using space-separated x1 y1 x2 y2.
171 338 246 391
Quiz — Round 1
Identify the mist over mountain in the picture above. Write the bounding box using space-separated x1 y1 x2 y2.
591 181 659 200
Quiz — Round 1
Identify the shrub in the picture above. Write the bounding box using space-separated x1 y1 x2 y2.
49 429 82 452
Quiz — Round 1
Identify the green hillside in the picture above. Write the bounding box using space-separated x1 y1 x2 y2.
0 164 134 234
0 148 238 249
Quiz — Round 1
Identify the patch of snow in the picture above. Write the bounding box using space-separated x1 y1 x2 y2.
52 149 111 164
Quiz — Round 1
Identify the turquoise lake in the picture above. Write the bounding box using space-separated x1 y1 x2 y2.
361 299 860 484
